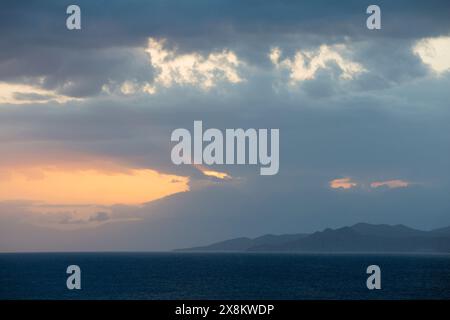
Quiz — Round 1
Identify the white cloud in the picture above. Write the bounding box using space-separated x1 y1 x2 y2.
413 36 450 74
120 80 139 95
145 38 244 91
270 44 365 83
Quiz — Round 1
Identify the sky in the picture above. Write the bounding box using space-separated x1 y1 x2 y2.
0 0 450 251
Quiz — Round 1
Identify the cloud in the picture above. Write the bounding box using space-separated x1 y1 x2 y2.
1 1 450 251
145 38 244 91
270 44 365 84
56 211 113 226
0 82 77 104
330 178 412 191
0 43 155 98
371 179 410 189
414 36 450 74
329 178 357 190
88 211 110 222
194 164 231 180
0 1 449 101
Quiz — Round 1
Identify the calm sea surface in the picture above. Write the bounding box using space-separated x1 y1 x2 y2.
0 252 449 300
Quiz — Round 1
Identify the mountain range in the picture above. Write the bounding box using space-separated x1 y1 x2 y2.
176 223 450 253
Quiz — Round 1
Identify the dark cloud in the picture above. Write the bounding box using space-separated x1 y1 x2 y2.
0 1 449 96
1 73 449 182
88 211 110 222
12 92 54 101
2 0 449 47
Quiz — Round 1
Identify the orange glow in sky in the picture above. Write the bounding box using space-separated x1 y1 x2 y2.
0 167 189 206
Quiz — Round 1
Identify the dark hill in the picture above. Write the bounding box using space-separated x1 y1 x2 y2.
176 223 450 253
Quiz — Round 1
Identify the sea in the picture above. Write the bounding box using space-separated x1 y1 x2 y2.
0 252 449 300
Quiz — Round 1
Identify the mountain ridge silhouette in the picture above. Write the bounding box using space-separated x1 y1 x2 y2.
176 223 450 253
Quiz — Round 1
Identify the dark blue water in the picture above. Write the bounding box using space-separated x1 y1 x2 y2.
0 253 449 300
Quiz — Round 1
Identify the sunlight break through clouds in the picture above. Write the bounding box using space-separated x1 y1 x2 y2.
194 165 231 180
145 38 244 92
414 36 450 74
0 82 76 104
270 44 365 83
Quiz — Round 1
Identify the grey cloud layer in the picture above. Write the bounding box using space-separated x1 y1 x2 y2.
1 0 449 97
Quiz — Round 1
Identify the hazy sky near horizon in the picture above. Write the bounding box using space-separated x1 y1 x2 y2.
1 0 450 251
